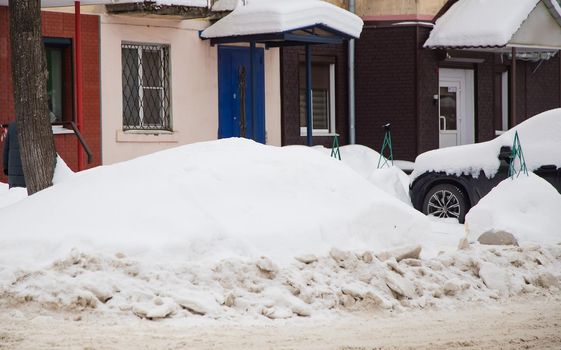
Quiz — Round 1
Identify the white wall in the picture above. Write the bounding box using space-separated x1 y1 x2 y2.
100 15 281 165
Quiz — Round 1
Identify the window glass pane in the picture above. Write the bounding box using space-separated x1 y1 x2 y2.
46 48 63 123
312 90 329 129
299 63 331 131
439 86 457 131
122 47 140 128
142 88 162 126
142 49 162 88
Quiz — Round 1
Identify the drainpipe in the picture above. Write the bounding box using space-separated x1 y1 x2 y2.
306 44 313 146
510 47 517 127
348 0 356 144
75 1 84 171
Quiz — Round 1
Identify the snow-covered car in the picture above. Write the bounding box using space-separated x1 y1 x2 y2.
409 109 561 223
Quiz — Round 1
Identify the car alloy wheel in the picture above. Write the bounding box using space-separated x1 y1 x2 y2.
422 184 467 222
427 189 461 219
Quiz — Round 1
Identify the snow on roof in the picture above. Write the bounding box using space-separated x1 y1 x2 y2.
201 0 363 39
411 108 561 181
425 0 541 48
0 0 207 8
211 0 238 11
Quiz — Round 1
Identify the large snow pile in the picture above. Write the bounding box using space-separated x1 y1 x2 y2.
313 145 411 205
0 156 73 210
465 173 561 245
0 182 26 210
0 243 559 320
424 0 539 48
411 108 561 181
2 139 558 321
201 0 363 39
0 138 429 269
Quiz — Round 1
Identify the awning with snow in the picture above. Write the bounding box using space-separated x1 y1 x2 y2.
424 0 561 51
200 0 363 47
200 0 362 147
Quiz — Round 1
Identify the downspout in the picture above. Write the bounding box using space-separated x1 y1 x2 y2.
348 0 356 144
75 1 84 171
510 47 517 127
306 44 313 146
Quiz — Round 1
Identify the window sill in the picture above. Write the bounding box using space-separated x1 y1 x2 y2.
299 132 339 137
52 125 74 135
116 130 179 143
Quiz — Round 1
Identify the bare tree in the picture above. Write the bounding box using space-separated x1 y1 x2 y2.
9 0 57 195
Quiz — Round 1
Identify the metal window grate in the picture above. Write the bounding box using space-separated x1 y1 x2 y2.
121 43 171 131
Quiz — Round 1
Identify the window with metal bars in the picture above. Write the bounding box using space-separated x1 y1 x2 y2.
121 43 171 131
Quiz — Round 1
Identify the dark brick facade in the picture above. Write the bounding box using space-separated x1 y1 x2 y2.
355 25 419 161
516 56 561 122
280 44 348 147
279 22 561 161
0 7 101 183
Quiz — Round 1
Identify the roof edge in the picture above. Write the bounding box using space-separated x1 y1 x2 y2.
543 0 561 26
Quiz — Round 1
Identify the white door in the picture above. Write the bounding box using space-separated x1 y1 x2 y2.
438 69 475 148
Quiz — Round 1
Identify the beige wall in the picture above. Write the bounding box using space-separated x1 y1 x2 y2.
100 15 281 165
324 0 447 18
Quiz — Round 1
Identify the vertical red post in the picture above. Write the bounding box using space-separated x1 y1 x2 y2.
74 1 84 171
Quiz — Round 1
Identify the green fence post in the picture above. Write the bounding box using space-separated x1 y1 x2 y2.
331 134 341 160
377 123 394 169
508 131 528 179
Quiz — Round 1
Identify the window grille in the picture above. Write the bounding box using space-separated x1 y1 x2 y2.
121 43 171 131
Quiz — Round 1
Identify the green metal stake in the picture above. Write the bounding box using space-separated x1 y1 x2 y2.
508 131 528 178
331 134 341 160
377 123 394 169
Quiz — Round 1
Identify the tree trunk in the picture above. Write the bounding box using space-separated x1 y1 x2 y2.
9 0 57 195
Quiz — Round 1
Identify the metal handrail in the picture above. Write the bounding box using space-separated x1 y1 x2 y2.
1 121 93 164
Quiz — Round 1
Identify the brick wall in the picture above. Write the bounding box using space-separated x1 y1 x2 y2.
280 44 348 147
0 7 101 183
354 24 561 161
355 25 419 161
417 27 440 155
519 55 561 122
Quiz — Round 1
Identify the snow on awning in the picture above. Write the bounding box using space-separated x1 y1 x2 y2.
211 0 238 12
0 0 208 8
201 0 363 42
424 0 561 50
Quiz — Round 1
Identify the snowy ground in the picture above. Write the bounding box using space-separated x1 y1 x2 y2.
1 138 560 348
1 297 560 349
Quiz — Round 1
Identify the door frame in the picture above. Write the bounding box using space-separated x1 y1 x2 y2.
438 68 475 147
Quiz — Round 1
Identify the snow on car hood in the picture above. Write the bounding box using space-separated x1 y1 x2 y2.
411 108 561 181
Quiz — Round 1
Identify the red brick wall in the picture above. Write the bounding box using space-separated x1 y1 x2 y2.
0 7 101 183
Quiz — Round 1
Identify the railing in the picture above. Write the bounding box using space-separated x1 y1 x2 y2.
1 121 93 164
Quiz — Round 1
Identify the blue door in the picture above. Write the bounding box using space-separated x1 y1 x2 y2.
218 46 265 143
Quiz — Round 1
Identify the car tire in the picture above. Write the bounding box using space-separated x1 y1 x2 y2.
422 184 468 223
